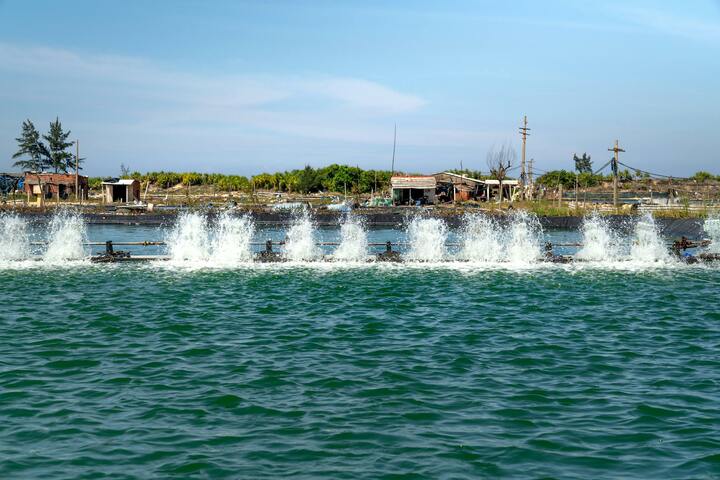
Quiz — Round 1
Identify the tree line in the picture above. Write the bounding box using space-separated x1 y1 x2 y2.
12 119 81 173
537 169 720 189
100 165 397 194
536 153 720 189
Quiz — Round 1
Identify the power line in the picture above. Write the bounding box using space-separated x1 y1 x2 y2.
593 159 612 176
617 160 689 180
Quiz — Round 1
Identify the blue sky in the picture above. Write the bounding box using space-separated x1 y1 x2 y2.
1 0 719 176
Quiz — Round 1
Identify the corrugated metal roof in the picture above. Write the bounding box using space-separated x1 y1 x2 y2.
433 172 485 184
391 176 436 189
102 179 139 185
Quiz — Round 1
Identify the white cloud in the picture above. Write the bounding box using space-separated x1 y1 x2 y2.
302 77 426 113
1 42 495 173
0 42 425 114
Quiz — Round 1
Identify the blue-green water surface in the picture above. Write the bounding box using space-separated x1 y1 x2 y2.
1 259 719 478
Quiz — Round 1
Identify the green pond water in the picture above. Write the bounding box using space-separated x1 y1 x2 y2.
1 262 719 479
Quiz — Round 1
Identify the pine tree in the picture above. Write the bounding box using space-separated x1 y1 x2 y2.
12 120 45 172
42 117 74 173
573 153 593 174
12 119 47 204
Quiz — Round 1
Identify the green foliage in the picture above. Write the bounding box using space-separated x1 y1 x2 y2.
296 165 322 194
618 169 632 182
573 153 592 173
12 119 46 172
13 118 80 174
43 118 74 173
132 164 393 194
536 170 576 189
692 171 717 183
216 175 251 192
88 177 104 190
143 171 183 188
537 169 613 189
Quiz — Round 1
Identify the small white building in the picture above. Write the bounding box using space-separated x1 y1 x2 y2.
483 179 519 202
102 179 141 203
391 176 437 205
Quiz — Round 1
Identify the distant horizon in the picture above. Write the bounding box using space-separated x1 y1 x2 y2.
1 1 719 177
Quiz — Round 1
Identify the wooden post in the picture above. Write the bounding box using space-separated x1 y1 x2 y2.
558 183 563 208
608 140 625 211
518 116 530 199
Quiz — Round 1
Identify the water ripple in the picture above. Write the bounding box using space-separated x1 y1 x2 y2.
0 266 719 478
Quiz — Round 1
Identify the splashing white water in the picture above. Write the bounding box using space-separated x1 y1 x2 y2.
0 213 30 261
630 213 670 262
458 212 542 264
406 217 447 261
284 212 321 261
459 214 504 262
333 216 368 262
44 210 88 262
576 213 622 262
211 212 255 264
167 212 211 261
704 215 720 254
504 211 543 264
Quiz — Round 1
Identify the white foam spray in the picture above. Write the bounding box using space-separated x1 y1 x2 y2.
211 212 255 264
44 210 88 262
704 215 720 254
629 213 670 263
459 214 504 262
0 213 30 261
504 211 543 264
333 216 368 262
284 211 321 261
166 212 211 262
405 217 447 262
576 213 622 262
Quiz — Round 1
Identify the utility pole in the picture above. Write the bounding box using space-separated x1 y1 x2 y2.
75 139 80 203
518 115 530 198
608 140 625 210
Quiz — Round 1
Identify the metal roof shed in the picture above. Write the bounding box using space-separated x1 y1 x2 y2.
102 179 141 203
390 176 437 205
